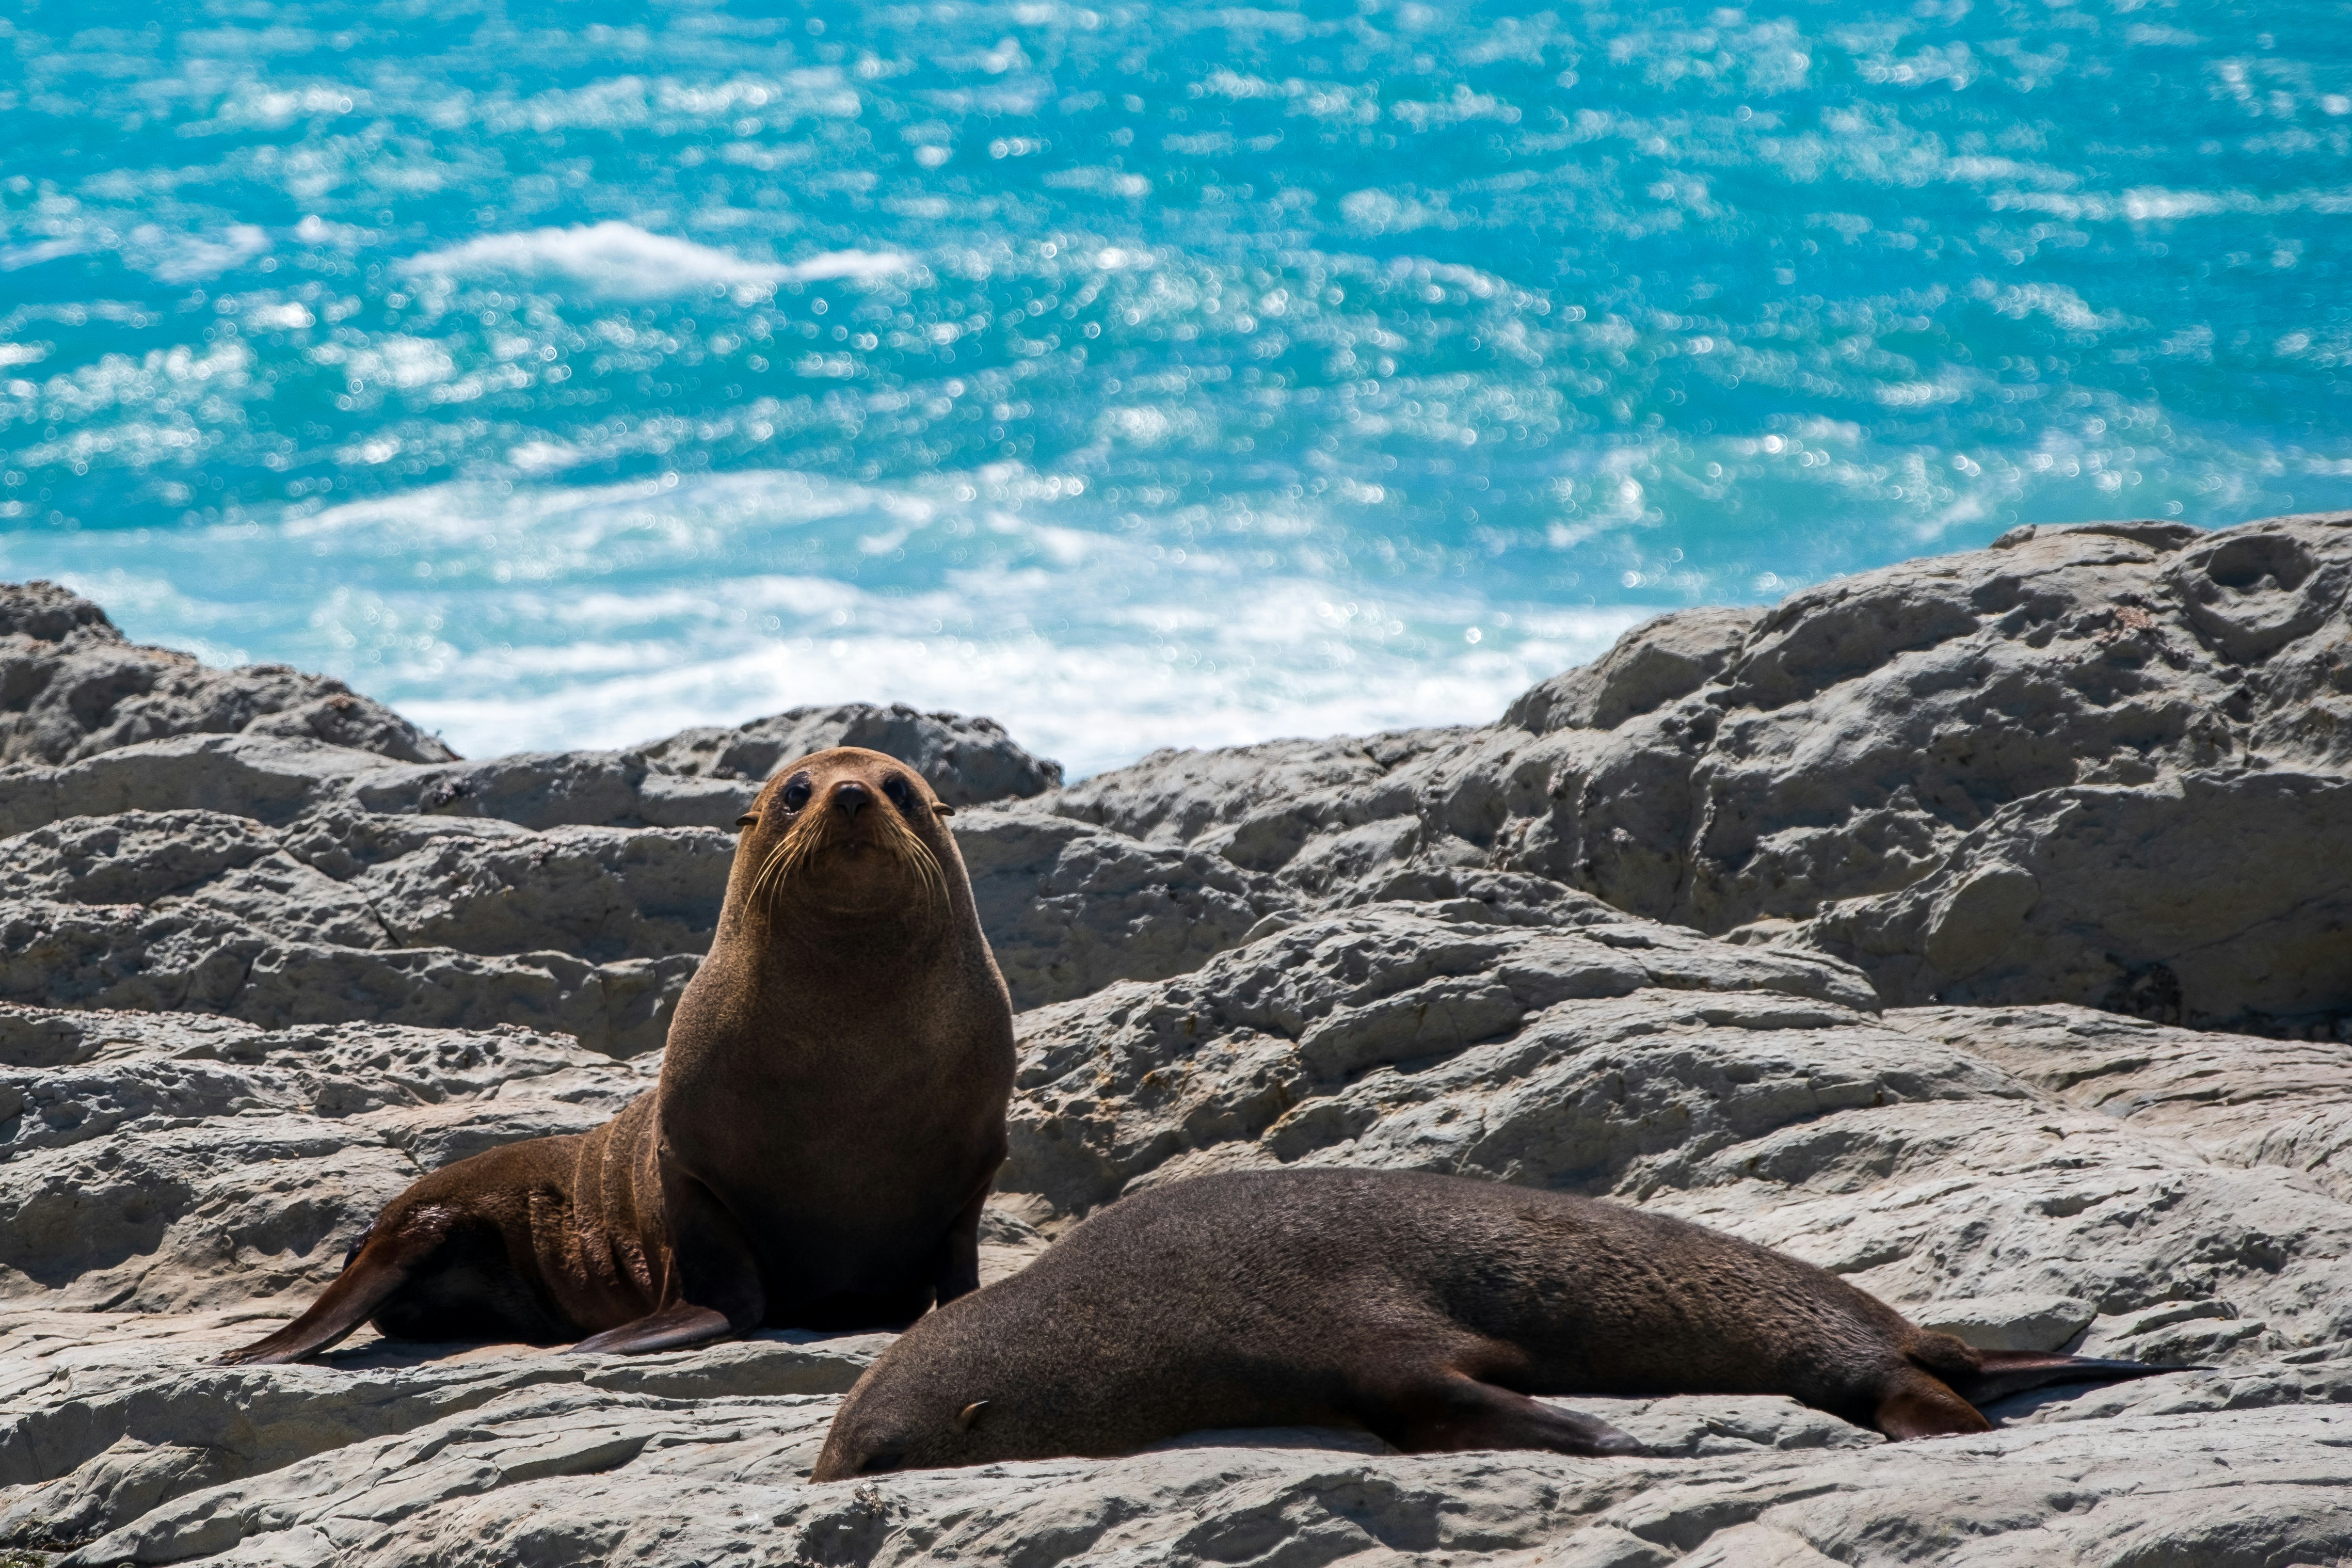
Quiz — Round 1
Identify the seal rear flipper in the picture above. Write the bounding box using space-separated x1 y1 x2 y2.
215 1208 452 1366
1951 1349 2203 1406
1373 1373 1646 1458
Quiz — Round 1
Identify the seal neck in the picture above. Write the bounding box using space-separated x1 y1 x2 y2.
724 897 953 984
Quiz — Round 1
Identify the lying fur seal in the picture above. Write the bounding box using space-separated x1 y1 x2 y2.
223 746 1015 1364
814 1168 2184 1476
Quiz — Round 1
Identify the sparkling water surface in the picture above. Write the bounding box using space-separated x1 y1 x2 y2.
3 0 2348 773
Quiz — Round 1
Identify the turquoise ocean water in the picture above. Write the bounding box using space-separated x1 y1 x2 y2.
3 0 2348 773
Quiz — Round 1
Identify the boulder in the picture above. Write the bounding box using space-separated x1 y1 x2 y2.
1007 513 2352 1030
0 581 456 767
635 702 1062 805
0 621 1072 1041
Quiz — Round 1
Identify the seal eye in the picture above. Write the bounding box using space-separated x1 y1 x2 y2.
780 775 812 812
883 775 916 813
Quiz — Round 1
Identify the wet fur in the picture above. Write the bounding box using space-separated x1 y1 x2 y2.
813 1169 2191 1478
223 747 1015 1366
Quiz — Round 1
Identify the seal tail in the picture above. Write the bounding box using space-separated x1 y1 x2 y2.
215 1207 451 1366
1947 1348 2204 1407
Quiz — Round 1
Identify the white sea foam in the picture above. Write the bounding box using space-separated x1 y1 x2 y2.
8 467 1641 778
401 221 909 299
138 223 271 284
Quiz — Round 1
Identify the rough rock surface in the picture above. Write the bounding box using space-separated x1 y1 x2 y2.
0 692 1067 1048
6 903 2350 1563
8 522 2352 1565
0 582 455 767
1025 512 2352 1030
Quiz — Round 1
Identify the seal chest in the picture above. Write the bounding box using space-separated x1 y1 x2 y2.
812 1167 2192 1478
220 747 1016 1364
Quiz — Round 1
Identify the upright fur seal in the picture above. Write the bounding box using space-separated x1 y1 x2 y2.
814 1169 2184 1477
223 746 1015 1364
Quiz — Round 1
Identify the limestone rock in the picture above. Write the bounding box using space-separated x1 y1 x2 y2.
11 1323 2346 1568
1009 514 2352 1028
9 532 2352 1563
0 581 456 767
1886 1002 2352 1201
1505 604 1764 733
0 898 700 1058
0 1005 654 1310
993 906 2352 1366
1908 1294 2097 1353
0 1309 887 1553
352 701 1061 830
636 702 1062 805
956 809 1291 1008
0 686 1069 1041
1799 770 2352 1027
13 899 2352 1562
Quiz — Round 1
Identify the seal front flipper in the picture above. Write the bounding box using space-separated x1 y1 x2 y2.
570 1301 741 1355
568 1171 763 1356
216 1206 455 1366
1372 1371 1646 1458
931 1182 991 1306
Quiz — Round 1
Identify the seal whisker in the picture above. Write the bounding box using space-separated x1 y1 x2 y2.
751 792 949 922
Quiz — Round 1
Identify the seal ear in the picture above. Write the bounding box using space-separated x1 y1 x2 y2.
955 1399 989 1431
735 813 759 828
933 804 956 818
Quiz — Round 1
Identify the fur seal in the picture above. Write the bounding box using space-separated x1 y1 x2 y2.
222 746 1015 1364
813 1168 2186 1477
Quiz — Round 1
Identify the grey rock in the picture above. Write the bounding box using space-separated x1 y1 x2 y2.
0 581 454 767
0 735 394 840
1014 514 2352 1028
1505 604 1764 734
355 701 1062 831
1909 1294 2097 1353
1800 771 2352 1027
10 918 2352 1561
636 702 1062 805
0 1309 886 1552
1887 1002 2352 1202
0 1006 653 1309
957 809 1291 1008
993 906 2352 1368
0 900 698 1058
343 748 758 832
0 678 1064 1034
21 1348 2351 1568
10 538 2352 1563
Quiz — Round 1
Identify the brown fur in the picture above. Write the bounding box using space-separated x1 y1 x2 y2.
222 747 1015 1364
813 1169 2186 1478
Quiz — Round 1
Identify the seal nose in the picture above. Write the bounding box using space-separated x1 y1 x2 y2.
831 780 871 820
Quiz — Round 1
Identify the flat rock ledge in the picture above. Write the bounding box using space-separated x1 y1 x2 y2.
6 521 2352 1566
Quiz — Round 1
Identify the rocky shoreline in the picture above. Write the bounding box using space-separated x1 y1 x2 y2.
5 514 2352 1565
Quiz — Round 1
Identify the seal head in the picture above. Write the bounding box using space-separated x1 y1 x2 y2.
740 749 957 922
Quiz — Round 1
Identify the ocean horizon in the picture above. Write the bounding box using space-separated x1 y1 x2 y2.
4 0 2347 776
